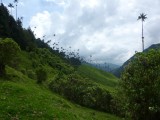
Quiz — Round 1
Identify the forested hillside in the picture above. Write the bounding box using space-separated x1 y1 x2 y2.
0 3 122 119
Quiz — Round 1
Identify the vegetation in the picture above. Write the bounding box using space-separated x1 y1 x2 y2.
0 46 121 119
114 43 160 78
0 4 122 119
121 49 160 119
1 2 160 120
36 67 47 84
0 38 20 76
8 3 14 15
78 64 119 92
49 73 113 113
0 67 121 120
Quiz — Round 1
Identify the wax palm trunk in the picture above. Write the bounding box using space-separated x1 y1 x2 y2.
142 19 144 51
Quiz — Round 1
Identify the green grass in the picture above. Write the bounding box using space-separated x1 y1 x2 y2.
77 64 119 92
0 67 121 120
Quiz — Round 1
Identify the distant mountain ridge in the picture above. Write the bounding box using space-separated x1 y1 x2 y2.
113 43 160 77
144 43 160 51
87 62 120 73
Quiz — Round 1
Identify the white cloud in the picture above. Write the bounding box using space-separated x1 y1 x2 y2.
30 11 52 38
28 0 160 65
80 0 100 8
45 0 68 7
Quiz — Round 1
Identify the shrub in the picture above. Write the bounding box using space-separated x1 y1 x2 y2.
20 68 26 75
121 50 160 119
0 38 20 76
27 70 36 79
49 74 113 113
36 67 47 84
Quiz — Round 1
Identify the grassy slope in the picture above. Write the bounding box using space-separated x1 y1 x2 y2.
77 64 119 92
0 67 121 120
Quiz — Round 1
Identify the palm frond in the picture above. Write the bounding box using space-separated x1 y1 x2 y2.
14 0 18 3
137 13 147 21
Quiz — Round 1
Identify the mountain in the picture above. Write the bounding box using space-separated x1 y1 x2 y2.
113 43 160 77
144 43 160 51
88 62 120 73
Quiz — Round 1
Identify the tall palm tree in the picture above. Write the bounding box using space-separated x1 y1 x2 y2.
8 3 14 15
138 13 147 52
14 0 18 20
90 55 92 63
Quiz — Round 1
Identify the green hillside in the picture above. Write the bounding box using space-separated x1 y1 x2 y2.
0 67 121 120
0 4 122 119
78 64 119 92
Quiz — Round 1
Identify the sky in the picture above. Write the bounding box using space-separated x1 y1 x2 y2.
4 0 160 65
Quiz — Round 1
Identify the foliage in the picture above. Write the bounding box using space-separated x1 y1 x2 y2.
69 57 81 66
0 38 20 76
110 88 127 117
29 48 74 74
138 13 147 22
36 67 47 84
0 38 20 64
0 4 10 37
114 43 160 78
0 4 82 68
49 73 113 113
0 66 122 120
27 70 36 80
121 49 160 120
0 3 122 119
0 4 37 50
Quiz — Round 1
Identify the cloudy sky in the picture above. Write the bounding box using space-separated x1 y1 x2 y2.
4 0 160 65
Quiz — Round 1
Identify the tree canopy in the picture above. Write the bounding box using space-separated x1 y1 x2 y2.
138 13 147 21
0 38 20 76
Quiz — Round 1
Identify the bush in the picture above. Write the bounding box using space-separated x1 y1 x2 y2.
0 38 20 76
27 70 36 79
20 68 26 75
36 67 47 84
49 74 113 113
121 50 160 120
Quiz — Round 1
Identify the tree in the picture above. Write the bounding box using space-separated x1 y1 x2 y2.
0 38 20 76
20 16 23 25
0 4 11 37
138 13 147 52
8 3 14 15
14 0 18 20
17 17 22 27
121 50 160 120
